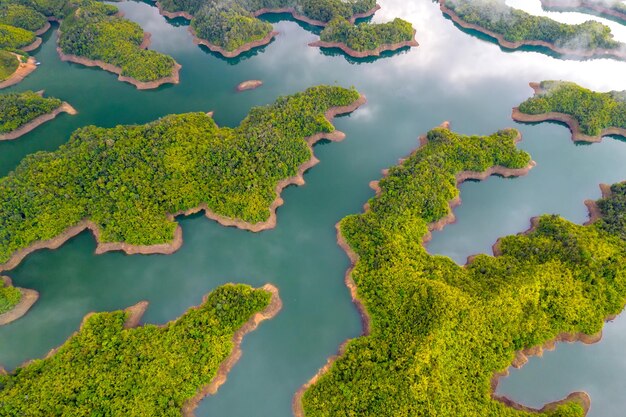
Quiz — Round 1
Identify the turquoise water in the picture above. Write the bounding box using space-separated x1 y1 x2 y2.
1 1 626 415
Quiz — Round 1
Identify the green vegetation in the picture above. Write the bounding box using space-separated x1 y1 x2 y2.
319 17 414 52
597 182 626 240
518 81 626 137
0 91 63 134
0 22 35 50
301 126 626 416
0 85 360 264
0 278 21 315
158 0 416 55
0 284 273 415
444 0 622 51
0 3 47 33
541 1 626 21
58 1 177 82
0 49 17 81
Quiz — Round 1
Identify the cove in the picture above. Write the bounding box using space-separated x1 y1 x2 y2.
1 1 626 416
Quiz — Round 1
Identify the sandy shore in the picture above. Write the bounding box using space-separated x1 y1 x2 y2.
0 276 39 326
34 21 52 36
236 80 263 92
309 30 419 58
439 0 626 60
0 101 77 141
0 95 366 275
541 0 626 22
190 27 279 58
57 32 181 89
0 55 37 90
22 37 42 52
512 82 626 143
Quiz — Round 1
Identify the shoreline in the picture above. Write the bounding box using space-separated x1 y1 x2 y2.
190 27 279 58
0 276 39 326
57 32 181 89
439 0 626 60
22 37 42 52
541 0 626 23
512 82 626 143
0 101 77 141
236 80 263 92
0 55 37 90
34 21 52 36
182 283 282 416
0 95 367 275
252 4 381 27
309 30 419 58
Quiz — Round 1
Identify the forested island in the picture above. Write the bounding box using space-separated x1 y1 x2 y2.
0 283 281 415
541 0 626 24
439 0 626 59
0 86 365 272
155 0 417 58
514 81 626 142
0 90 76 141
296 124 626 416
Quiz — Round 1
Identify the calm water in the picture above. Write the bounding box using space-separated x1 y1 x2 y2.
1 1 626 416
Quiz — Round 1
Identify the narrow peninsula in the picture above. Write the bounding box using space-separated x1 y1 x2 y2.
0 283 282 415
0 86 365 273
0 52 36 89
296 123 626 417
155 0 416 59
0 90 77 141
439 0 626 60
513 81 626 142
541 0 626 25
0 276 38 326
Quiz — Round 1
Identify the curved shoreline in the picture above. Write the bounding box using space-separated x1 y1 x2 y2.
292 122 604 417
0 55 37 90
236 79 263 91
190 27 279 58
0 95 367 275
182 283 282 416
0 101 77 141
57 32 181 89
309 30 419 58
512 82 626 143
22 37 42 52
439 0 626 60
541 0 626 23
34 21 52 36
0 276 39 326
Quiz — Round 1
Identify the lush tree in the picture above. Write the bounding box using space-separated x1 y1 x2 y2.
0 91 63 133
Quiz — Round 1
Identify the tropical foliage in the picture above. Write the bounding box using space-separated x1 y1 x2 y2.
58 1 177 82
0 49 17 81
0 284 272 415
518 81 626 137
444 0 621 51
319 17 414 52
0 3 47 33
0 91 63 134
0 85 361 264
0 278 21 315
302 126 626 416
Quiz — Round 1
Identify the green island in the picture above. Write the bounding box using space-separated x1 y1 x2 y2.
296 124 626 416
0 90 77 141
439 0 626 60
0 3 48 34
310 17 417 58
0 283 282 415
514 81 626 142
156 0 417 58
0 85 365 270
541 0 626 25
56 1 180 89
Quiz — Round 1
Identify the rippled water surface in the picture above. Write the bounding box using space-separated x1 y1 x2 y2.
1 1 626 415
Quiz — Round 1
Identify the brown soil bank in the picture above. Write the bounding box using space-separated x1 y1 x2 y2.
236 79 263 91
57 33 181 89
309 30 419 58
0 101 77 141
0 55 37 90
0 95 367 275
439 0 626 60
0 276 39 326
512 82 626 143
541 0 626 22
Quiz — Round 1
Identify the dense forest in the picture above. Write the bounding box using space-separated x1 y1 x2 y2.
0 90 63 134
318 17 414 52
518 81 626 137
0 3 48 33
0 284 274 415
0 49 17 81
0 22 36 50
443 0 622 51
0 85 361 265
301 125 626 416
0 277 20 314
58 1 177 82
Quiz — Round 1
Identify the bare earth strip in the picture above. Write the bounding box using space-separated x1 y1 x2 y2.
0 276 39 326
0 102 77 141
0 55 37 90
0 95 367 275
